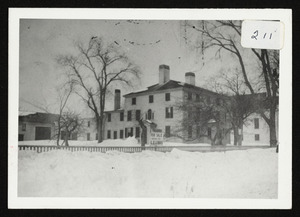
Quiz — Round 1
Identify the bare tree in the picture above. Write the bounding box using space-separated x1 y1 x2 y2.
57 37 140 143
207 70 257 146
175 93 230 145
55 83 73 146
59 110 84 146
186 20 279 147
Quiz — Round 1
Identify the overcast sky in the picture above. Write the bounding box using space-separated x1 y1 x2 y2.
19 19 254 117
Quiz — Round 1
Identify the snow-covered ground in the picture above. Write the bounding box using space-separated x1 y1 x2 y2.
18 144 277 198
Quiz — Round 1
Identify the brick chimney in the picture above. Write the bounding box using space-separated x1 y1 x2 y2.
114 89 121 110
159 64 170 85
185 72 195 86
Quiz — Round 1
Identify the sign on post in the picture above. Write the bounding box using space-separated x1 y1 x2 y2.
150 130 163 146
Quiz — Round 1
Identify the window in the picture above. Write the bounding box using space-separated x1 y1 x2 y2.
107 113 111 122
127 110 132 121
196 94 200 102
207 127 211 138
147 109 152 120
254 118 259 129
132 97 136 105
135 127 140 138
216 98 221 106
136 110 141 121
22 123 26 131
130 127 134 137
87 133 90 141
18 134 24 141
114 131 117 139
126 127 133 137
165 107 173 118
255 134 260 141
120 112 124 121
61 131 66 140
107 130 111 139
188 126 192 138
96 133 98 140
149 95 154 103
187 92 192 100
120 130 124 139
165 126 171 138
87 121 90 127
71 133 78 140
165 93 170 101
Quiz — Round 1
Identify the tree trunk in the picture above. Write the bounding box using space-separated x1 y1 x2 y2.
233 126 239 146
138 119 147 149
238 124 243 146
56 125 61 146
269 106 277 147
97 116 104 143
64 131 69 147
56 116 61 146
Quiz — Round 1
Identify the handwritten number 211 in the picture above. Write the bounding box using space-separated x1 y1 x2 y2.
251 30 273 40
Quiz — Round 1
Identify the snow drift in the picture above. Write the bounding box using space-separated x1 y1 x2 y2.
18 147 277 198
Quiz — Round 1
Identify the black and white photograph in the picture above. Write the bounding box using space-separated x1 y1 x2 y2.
8 9 292 209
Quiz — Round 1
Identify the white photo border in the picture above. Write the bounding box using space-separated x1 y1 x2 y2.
8 8 292 209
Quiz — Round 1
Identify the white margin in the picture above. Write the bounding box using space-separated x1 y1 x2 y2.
8 8 292 209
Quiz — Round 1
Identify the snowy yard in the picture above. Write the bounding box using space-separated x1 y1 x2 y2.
18 143 278 198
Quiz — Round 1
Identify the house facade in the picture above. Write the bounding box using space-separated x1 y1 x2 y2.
231 112 279 145
103 64 231 145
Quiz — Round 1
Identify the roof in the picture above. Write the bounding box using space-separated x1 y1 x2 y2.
123 80 223 97
19 112 59 124
19 111 37 116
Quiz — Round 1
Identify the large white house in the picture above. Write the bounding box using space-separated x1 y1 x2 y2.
101 64 231 144
19 64 277 146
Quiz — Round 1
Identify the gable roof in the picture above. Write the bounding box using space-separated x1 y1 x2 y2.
123 80 222 97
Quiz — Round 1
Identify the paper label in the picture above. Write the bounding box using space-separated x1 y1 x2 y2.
241 20 284 50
